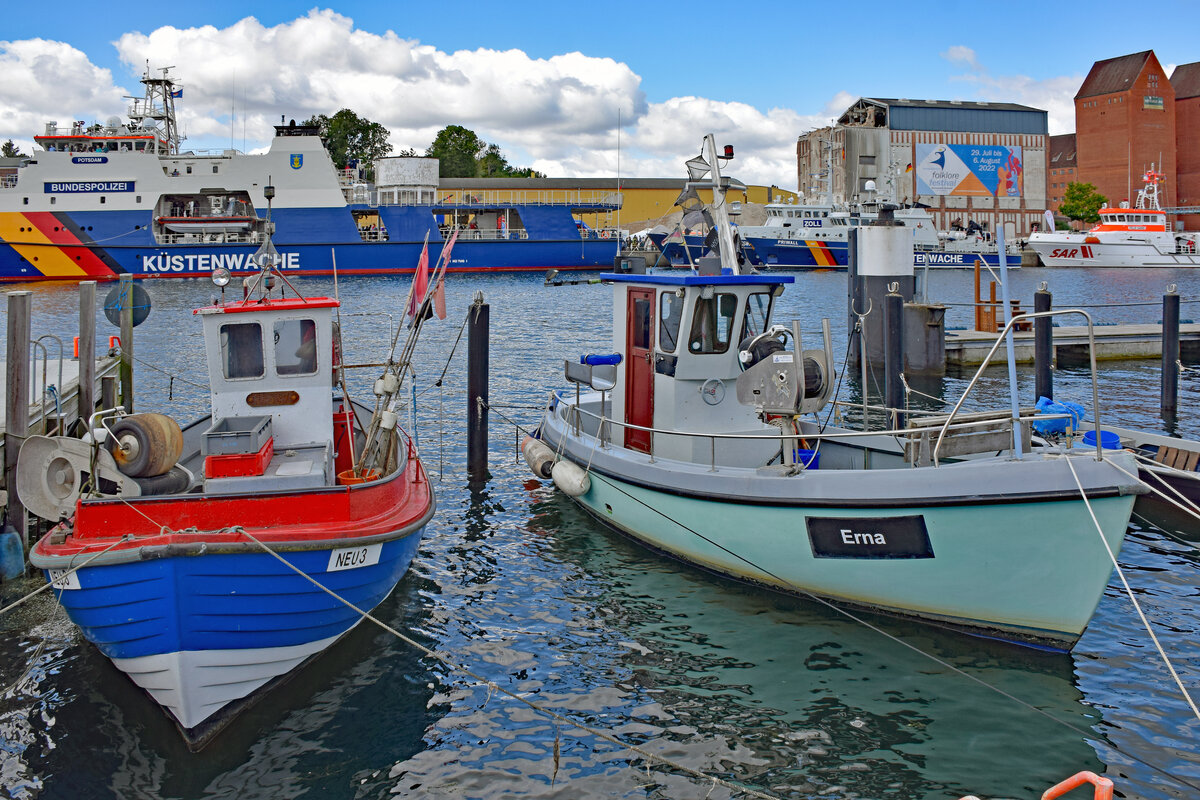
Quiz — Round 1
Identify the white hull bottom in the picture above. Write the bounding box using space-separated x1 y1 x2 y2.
110 629 349 730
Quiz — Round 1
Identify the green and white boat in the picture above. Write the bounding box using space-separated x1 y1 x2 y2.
528 136 1143 651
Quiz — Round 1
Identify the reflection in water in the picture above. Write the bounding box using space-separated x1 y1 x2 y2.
0 270 1197 798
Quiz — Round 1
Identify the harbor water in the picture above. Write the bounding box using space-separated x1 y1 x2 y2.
0 266 1197 799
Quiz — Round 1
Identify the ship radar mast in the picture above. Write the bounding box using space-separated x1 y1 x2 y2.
1135 164 1164 211
126 63 183 155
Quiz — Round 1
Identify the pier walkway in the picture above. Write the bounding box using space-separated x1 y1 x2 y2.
945 323 1200 366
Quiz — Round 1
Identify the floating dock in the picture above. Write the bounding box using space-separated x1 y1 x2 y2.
945 323 1200 366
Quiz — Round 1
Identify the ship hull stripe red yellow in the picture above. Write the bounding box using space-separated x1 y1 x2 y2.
0 212 124 279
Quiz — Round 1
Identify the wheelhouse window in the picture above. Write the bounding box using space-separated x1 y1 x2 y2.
274 319 318 375
689 293 737 354
631 296 652 350
741 292 774 343
659 291 684 353
220 322 264 379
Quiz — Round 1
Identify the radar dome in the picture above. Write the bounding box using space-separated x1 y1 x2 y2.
106 115 122 128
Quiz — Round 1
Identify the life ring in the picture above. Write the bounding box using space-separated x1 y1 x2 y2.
601 230 610 239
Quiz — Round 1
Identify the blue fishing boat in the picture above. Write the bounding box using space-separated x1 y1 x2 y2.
526 135 1140 650
19 220 438 746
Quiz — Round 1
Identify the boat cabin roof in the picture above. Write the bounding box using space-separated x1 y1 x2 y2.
600 272 794 288
194 296 340 316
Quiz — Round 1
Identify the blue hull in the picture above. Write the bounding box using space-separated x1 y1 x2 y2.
47 532 423 661
0 205 619 280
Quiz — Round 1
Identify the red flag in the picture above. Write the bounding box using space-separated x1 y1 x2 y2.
408 240 429 318
433 276 447 320
441 227 460 266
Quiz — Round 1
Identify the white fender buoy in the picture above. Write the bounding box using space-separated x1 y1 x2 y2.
551 459 591 497
521 436 555 479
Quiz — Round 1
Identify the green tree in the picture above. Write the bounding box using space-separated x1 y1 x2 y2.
425 125 546 178
1 139 27 158
302 109 392 179
426 125 487 178
1058 182 1107 225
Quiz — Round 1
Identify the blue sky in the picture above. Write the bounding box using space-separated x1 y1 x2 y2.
3 1 1197 185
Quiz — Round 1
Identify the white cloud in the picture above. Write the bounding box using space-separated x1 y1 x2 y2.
941 45 982 71
0 38 128 150
111 9 826 185
941 47 1082 135
1 11 848 186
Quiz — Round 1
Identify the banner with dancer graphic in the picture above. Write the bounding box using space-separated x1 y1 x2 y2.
914 144 1023 197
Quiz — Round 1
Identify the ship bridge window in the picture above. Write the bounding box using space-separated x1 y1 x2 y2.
741 293 774 343
274 319 318 376
659 291 684 353
220 322 264 379
689 293 737 354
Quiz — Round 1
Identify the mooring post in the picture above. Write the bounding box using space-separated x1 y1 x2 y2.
118 274 134 414
1034 282 1053 402
101 375 117 414
5 291 32 544
884 285 904 428
1162 284 1180 418
79 281 96 427
467 293 490 483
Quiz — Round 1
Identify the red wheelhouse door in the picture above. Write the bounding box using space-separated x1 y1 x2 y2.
624 287 655 453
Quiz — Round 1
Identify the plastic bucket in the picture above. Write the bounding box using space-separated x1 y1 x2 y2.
1081 429 1121 449
337 468 381 485
793 449 820 469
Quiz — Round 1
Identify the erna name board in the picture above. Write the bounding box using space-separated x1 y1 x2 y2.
44 181 134 193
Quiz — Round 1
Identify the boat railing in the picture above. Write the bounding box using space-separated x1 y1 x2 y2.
934 309 1104 466
407 190 622 207
357 227 389 242
0 175 17 189
451 229 531 241
555 395 1070 473
579 228 620 241
155 231 263 245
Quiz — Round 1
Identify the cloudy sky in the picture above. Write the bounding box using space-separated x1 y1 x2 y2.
2 0 1195 187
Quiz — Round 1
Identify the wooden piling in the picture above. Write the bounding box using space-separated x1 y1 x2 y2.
119 274 134 413
1034 285 1053 402
467 295 490 483
1162 286 1180 417
79 282 96 430
101 375 117 414
5 291 32 543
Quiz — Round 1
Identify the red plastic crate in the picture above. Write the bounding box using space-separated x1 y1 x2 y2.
205 437 274 479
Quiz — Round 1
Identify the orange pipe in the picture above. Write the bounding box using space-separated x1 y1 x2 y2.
1040 771 1114 800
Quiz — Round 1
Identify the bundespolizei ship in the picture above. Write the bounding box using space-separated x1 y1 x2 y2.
0 67 621 282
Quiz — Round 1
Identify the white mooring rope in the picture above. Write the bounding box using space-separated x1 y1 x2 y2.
1063 456 1200 722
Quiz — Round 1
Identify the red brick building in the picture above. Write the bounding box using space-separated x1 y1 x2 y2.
1075 51 1176 210
1046 133 1077 220
1171 61 1200 229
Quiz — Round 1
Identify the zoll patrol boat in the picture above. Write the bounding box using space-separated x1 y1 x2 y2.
649 198 1020 270
527 135 1140 650
18 217 439 747
1027 168 1200 267
0 67 620 282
